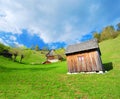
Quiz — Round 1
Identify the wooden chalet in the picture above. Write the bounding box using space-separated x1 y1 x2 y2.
46 49 59 63
65 39 104 73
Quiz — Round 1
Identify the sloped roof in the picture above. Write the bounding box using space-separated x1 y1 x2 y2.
65 39 99 55
46 49 57 56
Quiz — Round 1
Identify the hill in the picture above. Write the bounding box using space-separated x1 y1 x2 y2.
14 48 66 64
100 35 120 71
0 35 120 98
19 50 47 64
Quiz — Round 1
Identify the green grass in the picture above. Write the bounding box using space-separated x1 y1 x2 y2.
0 36 120 99
16 50 47 64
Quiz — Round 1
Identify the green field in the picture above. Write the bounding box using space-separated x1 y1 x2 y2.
0 36 120 99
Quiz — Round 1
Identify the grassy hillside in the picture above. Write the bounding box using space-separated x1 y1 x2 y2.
15 49 66 64
15 50 47 64
100 35 120 71
0 36 120 99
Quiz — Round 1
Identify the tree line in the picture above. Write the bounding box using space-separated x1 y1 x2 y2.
93 23 120 42
0 43 49 63
0 44 28 63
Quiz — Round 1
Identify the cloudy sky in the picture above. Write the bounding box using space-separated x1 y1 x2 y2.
0 0 120 49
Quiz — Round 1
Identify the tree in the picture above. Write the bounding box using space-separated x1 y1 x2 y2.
0 43 9 54
100 26 115 41
0 43 5 54
42 46 49 51
9 47 27 63
115 23 120 37
9 48 19 62
16 46 27 63
0 43 12 58
18 49 24 63
117 23 120 31
35 45 39 51
93 32 101 42
30 45 35 50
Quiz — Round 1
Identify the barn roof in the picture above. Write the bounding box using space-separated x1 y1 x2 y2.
46 49 57 56
66 39 100 55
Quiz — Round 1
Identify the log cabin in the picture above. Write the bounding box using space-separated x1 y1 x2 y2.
46 49 63 63
65 39 104 73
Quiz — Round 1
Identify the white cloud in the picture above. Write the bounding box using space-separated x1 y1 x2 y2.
0 38 8 46
10 35 17 41
13 41 24 47
89 3 100 15
0 33 25 47
0 0 120 45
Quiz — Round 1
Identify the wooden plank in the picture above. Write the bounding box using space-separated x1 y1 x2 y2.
94 51 100 71
74 59 77 72
89 52 94 71
96 51 103 71
86 53 91 72
92 51 98 71
84 53 90 72
77 56 80 72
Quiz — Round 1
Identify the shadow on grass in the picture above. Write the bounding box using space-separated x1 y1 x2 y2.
0 65 58 72
13 61 30 65
103 62 113 71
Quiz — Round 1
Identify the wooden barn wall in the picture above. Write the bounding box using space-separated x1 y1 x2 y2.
66 51 103 73
47 55 59 60
47 56 55 60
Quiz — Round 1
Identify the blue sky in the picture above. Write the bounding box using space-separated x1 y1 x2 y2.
0 0 120 49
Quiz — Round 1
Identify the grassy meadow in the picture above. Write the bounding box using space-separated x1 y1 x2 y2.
0 36 120 99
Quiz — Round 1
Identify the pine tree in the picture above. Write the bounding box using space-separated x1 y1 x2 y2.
35 45 39 51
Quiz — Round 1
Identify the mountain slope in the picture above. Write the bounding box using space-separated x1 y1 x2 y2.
100 35 120 71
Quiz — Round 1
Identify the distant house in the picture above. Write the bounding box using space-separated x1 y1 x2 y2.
65 39 104 73
43 49 63 64
46 49 59 63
